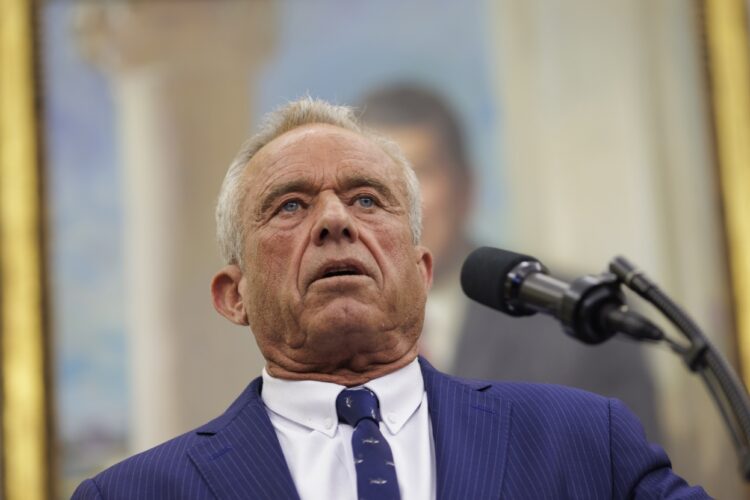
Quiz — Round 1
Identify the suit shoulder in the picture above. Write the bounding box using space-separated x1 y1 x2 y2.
485 379 609 405
448 372 613 423
422 357 610 416
75 378 263 499
448 369 608 403
77 427 207 499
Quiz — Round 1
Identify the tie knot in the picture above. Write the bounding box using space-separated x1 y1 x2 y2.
336 388 381 427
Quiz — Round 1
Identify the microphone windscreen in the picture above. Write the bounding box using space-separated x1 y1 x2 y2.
460 247 536 314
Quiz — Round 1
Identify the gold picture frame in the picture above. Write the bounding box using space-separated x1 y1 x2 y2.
704 0 750 383
0 0 50 499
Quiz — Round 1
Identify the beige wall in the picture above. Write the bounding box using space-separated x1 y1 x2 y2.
490 1 739 497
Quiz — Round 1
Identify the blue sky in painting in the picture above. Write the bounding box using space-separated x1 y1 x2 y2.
43 3 128 441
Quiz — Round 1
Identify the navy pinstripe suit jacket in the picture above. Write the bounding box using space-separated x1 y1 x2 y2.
73 358 708 499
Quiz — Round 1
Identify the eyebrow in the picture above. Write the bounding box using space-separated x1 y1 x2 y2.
338 174 399 205
258 178 317 215
257 173 401 216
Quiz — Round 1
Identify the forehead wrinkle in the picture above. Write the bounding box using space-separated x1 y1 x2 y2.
246 124 409 218
336 144 405 189
247 142 319 207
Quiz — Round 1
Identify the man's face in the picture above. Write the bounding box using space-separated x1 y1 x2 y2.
236 124 432 377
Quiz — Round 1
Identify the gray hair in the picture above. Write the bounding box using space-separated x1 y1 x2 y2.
216 97 423 266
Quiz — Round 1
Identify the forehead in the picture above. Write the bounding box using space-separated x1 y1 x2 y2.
245 124 402 189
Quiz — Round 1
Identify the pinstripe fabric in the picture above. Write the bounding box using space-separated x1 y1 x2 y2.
423 364 709 500
72 357 709 499
72 379 299 500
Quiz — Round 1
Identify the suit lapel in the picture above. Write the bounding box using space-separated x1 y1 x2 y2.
187 363 511 499
187 379 300 500
421 358 512 500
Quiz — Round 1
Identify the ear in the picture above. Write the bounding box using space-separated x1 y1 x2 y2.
211 264 249 326
415 246 434 292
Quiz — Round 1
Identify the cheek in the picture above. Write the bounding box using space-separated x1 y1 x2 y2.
373 225 421 281
248 230 300 289
244 229 307 337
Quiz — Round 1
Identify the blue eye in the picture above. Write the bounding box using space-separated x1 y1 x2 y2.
356 196 375 208
281 200 301 212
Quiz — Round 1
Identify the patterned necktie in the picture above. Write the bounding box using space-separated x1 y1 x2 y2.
336 388 401 500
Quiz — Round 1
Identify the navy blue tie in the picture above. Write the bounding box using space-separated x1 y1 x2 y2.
336 388 401 500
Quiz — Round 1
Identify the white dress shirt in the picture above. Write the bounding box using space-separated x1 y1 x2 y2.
261 358 436 500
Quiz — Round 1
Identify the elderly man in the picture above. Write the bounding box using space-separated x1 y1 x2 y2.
74 98 707 499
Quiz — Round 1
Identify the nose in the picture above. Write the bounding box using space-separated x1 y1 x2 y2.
312 193 359 245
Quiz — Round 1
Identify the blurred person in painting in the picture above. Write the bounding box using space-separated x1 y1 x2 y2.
360 84 662 442
73 98 705 499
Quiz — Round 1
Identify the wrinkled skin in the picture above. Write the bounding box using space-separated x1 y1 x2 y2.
211 124 433 386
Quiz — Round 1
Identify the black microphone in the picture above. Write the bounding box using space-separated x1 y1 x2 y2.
460 247 663 344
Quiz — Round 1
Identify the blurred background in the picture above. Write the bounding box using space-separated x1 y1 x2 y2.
2 0 749 498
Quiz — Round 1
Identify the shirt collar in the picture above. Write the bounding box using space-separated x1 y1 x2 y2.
261 357 425 437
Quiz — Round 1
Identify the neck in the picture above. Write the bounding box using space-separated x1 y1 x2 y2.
265 348 419 387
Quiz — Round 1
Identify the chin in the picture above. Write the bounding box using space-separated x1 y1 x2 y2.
311 308 379 336
305 296 377 326
302 306 392 349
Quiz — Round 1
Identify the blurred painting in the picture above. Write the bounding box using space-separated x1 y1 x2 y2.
41 0 741 498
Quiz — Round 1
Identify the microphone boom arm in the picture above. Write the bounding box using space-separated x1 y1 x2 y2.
610 256 750 480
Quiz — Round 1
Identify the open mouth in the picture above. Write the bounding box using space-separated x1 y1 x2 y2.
310 260 370 285
306 258 373 290
319 265 364 279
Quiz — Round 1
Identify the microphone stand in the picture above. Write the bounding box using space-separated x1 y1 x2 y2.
609 256 750 481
